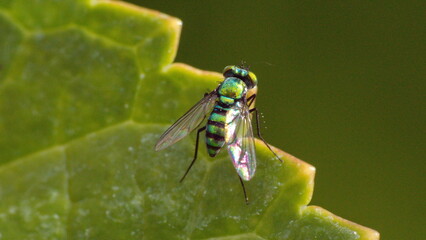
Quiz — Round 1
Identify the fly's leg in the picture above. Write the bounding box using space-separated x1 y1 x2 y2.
238 175 249 205
247 94 256 108
247 95 283 163
180 126 206 182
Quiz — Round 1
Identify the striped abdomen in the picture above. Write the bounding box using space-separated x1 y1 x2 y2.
205 105 229 157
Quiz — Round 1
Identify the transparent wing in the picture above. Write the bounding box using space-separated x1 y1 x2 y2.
155 91 217 151
227 103 256 181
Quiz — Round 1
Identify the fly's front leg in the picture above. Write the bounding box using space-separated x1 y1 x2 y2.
247 94 256 108
180 126 206 182
248 96 283 163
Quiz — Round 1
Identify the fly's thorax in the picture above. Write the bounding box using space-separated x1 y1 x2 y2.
218 77 247 101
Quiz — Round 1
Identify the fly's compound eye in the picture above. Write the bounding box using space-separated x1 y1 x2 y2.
223 65 236 78
239 70 257 89
246 71 258 88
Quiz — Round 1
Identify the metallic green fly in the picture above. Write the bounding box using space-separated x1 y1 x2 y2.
155 65 282 203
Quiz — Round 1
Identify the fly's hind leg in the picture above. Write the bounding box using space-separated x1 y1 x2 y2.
238 175 249 205
247 95 283 163
180 126 206 182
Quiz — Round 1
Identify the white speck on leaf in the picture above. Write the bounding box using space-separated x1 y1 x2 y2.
85 228 92 237
78 208 89 216
8 206 16 214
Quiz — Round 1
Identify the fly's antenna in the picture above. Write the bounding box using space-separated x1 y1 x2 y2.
239 60 251 70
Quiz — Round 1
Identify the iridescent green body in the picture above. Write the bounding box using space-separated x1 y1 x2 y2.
155 64 283 203
206 77 247 156
155 64 264 184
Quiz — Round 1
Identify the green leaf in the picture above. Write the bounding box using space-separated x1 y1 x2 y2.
0 0 379 239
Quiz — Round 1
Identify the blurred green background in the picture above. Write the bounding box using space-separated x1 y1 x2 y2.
130 1 424 239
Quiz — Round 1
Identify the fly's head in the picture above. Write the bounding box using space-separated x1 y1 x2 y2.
223 65 258 89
